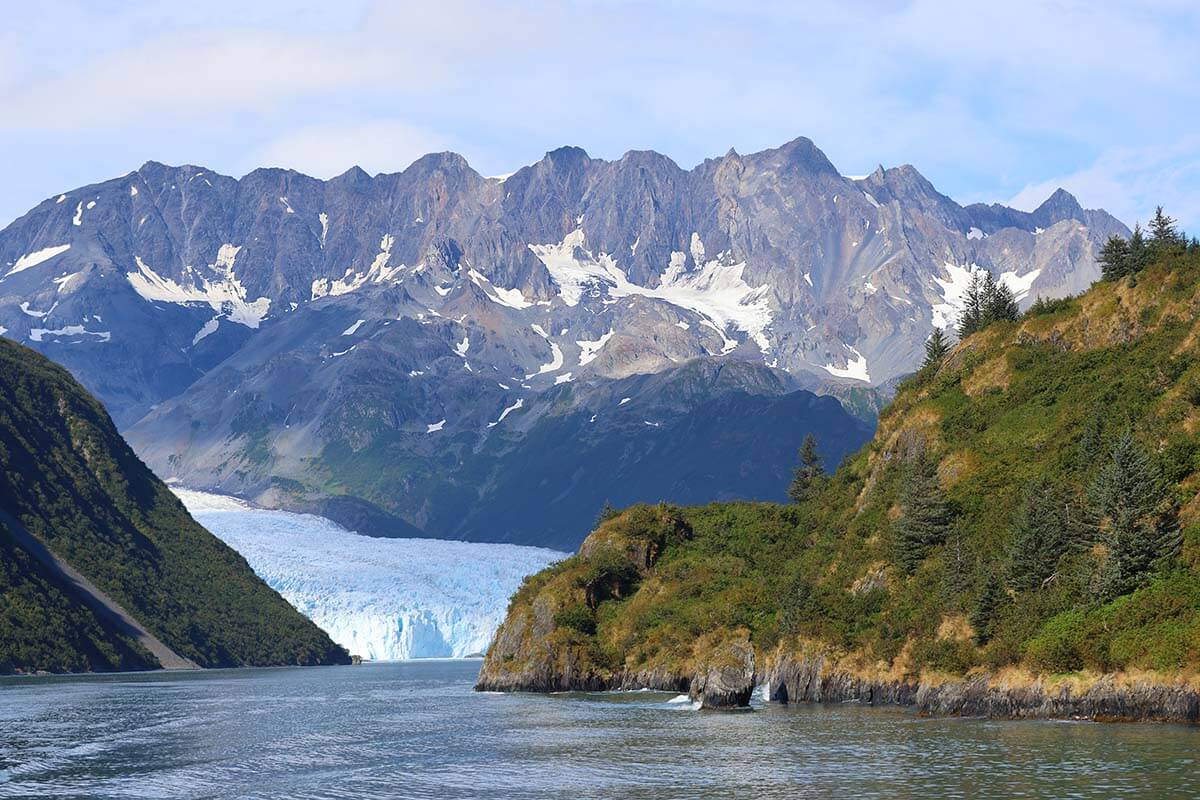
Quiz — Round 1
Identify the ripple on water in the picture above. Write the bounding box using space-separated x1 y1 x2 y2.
0 662 1198 799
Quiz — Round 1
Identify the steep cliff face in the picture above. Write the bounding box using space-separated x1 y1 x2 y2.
478 244 1200 720
0 337 349 673
0 137 1123 545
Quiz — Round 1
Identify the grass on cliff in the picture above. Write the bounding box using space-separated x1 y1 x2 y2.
491 245 1200 683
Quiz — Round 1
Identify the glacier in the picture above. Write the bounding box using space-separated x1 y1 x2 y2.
174 489 566 661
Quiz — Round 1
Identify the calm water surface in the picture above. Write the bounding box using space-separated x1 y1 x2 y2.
0 660 1196 799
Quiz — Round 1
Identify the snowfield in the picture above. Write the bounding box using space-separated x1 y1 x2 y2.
174 489 566 661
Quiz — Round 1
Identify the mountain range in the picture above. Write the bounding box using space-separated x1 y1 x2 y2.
0 137 1126 547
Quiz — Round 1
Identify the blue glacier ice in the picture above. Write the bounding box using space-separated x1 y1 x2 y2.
175 489 566 660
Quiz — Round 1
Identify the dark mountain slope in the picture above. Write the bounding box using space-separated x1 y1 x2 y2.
0 337 349 673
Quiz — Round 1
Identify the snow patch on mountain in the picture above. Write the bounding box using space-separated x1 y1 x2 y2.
19 301 53 318
529 228 773 353
311 234 404 300
468 269 532 309
174 489 565 660
822 345 871 383
931 262 1042 330
931 261 984 331
576 329 614 366
126 249 271 328
5 244 72 278
488 397 524 427
526 324 564 377
1000 268 1042 303
192 316 220 345
52 270 86 293
30 324 111 343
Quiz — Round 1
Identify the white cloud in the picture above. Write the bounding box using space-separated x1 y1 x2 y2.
1008 138 1200 230
0 1 538 131
255 120 451 178
0 0 1198 231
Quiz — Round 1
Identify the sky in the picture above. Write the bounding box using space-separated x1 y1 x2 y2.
1 0 1197 230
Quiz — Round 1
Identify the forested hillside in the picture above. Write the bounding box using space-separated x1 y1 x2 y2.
479 212 1200 713
0 338 349 673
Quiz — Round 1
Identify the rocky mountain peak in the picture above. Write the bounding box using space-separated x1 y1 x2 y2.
751 135 840 176
1031 187 1085 226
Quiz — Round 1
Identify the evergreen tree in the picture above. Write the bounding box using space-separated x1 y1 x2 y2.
958 270 1019 336
984 279 1019 324
957 271 985 338
942 519 973 600
596 501 620 526
788 434 825 502
980 271 999 317
971 571 1007 645
1087 429 1179 600
1148 206 1182 251
1007 479 1075 592
1076 414 1105 472
922 328 950 370
1098 235 1131 281
895 450 953 574
1128 224 1150 274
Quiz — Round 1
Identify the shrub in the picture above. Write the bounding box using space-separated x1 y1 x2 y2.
553 603 597 636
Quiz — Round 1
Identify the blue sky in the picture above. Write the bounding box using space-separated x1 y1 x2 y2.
2 0 1197 230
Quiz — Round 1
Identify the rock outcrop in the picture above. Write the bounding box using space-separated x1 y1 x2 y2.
689 631 757 709
757 650 1200 724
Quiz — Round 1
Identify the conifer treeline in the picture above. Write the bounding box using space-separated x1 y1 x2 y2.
1099 206 1197 282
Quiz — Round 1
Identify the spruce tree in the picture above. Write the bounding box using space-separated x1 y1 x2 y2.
922 328 950 370
1148 206 1181 251
971 571 1007 645
1087 429 1178 600
596 501 620 526
1128 224 1150 274
895 450 953 574
985 279 1019 324
1098 235 1131 281
1076 414 1105 472
942 519 973 600
1007 479 1074 592
788 434 825 502
957 271 985 338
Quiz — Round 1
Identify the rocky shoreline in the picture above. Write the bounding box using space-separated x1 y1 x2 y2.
476 648 1200 724
759 652 1200 724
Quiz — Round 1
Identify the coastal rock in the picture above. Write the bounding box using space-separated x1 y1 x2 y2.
758 651 918 706
917 674 1200 723
689 631 756 709
757 647 1200 724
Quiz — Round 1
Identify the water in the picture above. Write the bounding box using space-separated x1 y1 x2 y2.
1 661 1196 799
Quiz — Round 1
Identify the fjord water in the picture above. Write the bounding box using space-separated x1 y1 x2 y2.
1 661 1196 799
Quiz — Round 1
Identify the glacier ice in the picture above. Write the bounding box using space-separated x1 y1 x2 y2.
175 489 566 661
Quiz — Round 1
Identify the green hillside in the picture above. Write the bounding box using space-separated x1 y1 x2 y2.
480 224 1200 699
0 337 349 673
